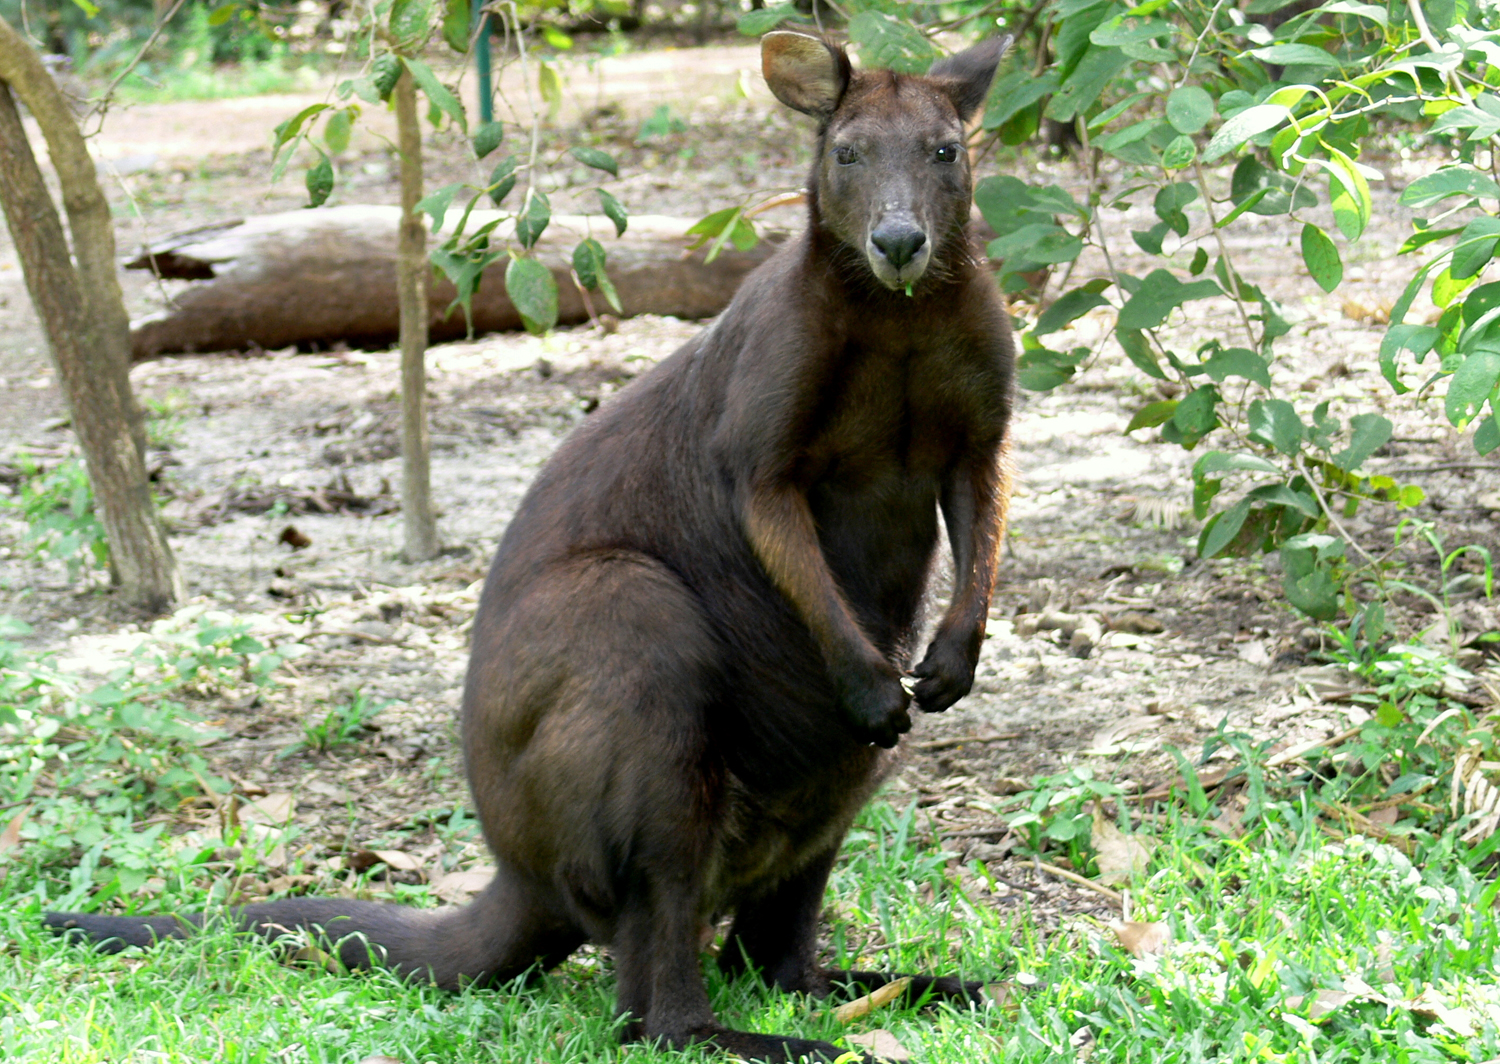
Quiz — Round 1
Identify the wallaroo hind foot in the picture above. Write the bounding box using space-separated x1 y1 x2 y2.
43 27 1017 1061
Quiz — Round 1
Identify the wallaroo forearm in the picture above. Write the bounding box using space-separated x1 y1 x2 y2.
939 435 1014 639
744 483 881 669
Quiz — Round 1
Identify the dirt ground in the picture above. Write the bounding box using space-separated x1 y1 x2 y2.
2 45 1500 929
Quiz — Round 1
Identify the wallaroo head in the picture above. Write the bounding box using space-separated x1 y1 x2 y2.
761 31 1011 292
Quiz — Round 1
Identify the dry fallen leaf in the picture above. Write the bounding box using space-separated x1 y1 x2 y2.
984 983 1015 1010
348 849 424 875
1285 989 1355 1018
240 793 296 825
0 806 30 857
430 868 494 905
834 977 912 1024
845 1029 912 1061
1091 806 1154 885
1110 920 1171 958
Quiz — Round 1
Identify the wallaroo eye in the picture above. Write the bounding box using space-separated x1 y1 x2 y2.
832 146 858 165
934 143 962 163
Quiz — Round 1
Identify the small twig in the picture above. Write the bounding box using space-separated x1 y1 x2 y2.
1192 160 1259 350
313 628 409 647
912 732 1022 752
940 824 1014 840
1295 455 1380 568
1381 462 1500 475
1265 725 1363 768
87 0 189 127
1176 0 1229 89
1016 859 1125 905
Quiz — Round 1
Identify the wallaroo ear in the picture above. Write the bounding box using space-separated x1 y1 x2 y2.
762 31 851 120
928 35 1013 124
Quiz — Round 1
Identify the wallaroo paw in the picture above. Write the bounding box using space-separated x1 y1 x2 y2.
840 670 912 749
910 639 977 715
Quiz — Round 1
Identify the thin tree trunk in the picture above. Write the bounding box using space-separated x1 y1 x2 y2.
0 79 183 609
393 66 438 562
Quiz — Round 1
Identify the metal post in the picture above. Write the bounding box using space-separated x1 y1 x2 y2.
474 3 493 125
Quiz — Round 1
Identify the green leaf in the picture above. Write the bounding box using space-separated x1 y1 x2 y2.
1087 92 1151 132
737 3 799 34
1321 143 1371 241
1400 166 1500 208
571 146 619 177
1285 568 1338 621
1446 349 1500 426
482 157 516 207
1192 451 1282 478
1229 156 1317 217
1451 216 1500 280
305 153 333 208
1247 483 1319 518
473 121 504 160
1161 135 1197 170
1204 104 1290 163
1089 16 1174 45
1117 269 1220 330
1165 86 1213 135
848 11 940 74
516 189 551 249
1247 43 1343 69
1200 346 1271 386
1247 398 1304 456
1475 416 1500 455
1034 286 1111 335
538 63 562 122
1300 223 1342 293
70 0 100 15
1200 498 1253 558
371 54 402 101
414 183 464 232
505 256 558 335
1046 46 1130 123
1116 328 1167 379
1333 413 1393 471
1322 0 1387 24
598 189 628 237
1017 347 1088 391
403 58 467 134
1125 400 1179 432
272 103 329 162
572 238 605 290
442 0 470 52
324 109 353 155
389 0 433 44
983 71 1061 133
1173 385 1220 436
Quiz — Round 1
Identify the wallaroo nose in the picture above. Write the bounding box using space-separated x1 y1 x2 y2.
870 225 927 270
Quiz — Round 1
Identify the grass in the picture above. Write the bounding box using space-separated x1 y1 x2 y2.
6 788 1500 1063
3 594 1500 1061
109 59 321 104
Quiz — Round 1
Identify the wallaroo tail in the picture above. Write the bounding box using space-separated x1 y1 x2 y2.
47 29 1019 1064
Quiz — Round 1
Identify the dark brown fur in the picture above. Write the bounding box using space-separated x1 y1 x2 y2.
46 32 1018 1063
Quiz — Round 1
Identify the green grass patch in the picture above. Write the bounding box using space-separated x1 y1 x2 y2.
4 612 1500 1061
110 60 321 104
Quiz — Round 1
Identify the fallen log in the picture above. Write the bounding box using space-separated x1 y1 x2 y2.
126 205 784 360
